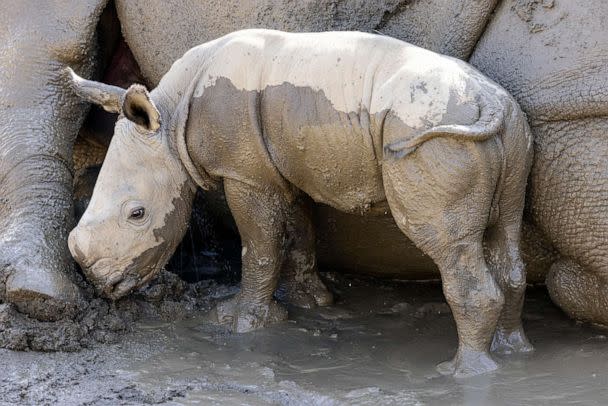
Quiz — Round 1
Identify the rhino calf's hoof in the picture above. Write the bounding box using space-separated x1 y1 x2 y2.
491 326 534 355
276 275 334 309
4 264 84 321
437 348 500 379
213 296 288 333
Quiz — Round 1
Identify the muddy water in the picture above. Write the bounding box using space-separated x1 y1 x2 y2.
3 274 608 405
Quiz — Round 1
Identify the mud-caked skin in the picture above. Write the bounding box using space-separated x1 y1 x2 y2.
111 0 506 284
67 29 533 378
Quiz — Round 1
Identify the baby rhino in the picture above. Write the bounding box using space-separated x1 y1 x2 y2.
67 29 533 378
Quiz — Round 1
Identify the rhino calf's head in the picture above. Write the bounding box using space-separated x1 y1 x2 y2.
66 68 196 299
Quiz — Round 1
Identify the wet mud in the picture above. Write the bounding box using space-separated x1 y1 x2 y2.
3 273 608 405
0 271 236 352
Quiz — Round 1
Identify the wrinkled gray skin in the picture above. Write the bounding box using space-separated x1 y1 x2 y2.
68 29 534 378
0 0 109 321
112 0 498 86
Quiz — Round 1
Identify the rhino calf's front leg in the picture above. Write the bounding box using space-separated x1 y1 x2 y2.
275 196 334 309
214 179 289 333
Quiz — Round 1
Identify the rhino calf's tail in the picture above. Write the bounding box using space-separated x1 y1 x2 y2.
384 94 505 159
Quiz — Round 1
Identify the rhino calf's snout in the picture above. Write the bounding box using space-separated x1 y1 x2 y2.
68 227 93 269
69 227 122 296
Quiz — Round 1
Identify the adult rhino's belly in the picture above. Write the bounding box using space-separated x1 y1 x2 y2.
261 82 386 213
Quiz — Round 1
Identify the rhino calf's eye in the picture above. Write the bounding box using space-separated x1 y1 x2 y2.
129 207 146 220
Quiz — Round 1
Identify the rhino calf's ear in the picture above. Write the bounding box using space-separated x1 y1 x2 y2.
122 84 161 132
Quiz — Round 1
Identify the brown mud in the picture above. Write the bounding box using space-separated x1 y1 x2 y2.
2 273 608 405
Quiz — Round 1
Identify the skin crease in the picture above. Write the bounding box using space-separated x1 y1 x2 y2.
68 29 533 378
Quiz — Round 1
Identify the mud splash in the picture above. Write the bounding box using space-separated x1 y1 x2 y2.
3 274 608 405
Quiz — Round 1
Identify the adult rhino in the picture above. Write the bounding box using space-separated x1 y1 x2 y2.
67 29 533 377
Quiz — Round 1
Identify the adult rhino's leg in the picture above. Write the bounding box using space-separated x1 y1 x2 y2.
275 196 333 309
0 0 109 320
0 122 84 320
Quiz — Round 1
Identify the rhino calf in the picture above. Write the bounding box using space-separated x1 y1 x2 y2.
67 29 533 378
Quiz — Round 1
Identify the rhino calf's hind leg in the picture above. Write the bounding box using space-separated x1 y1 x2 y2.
275 196 333 309
213 179 289 333
382 143 504 378
486 109 533 354
432 242 503 378
486 222 534 354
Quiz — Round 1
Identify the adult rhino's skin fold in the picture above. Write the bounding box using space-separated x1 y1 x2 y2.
0 0 109 320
